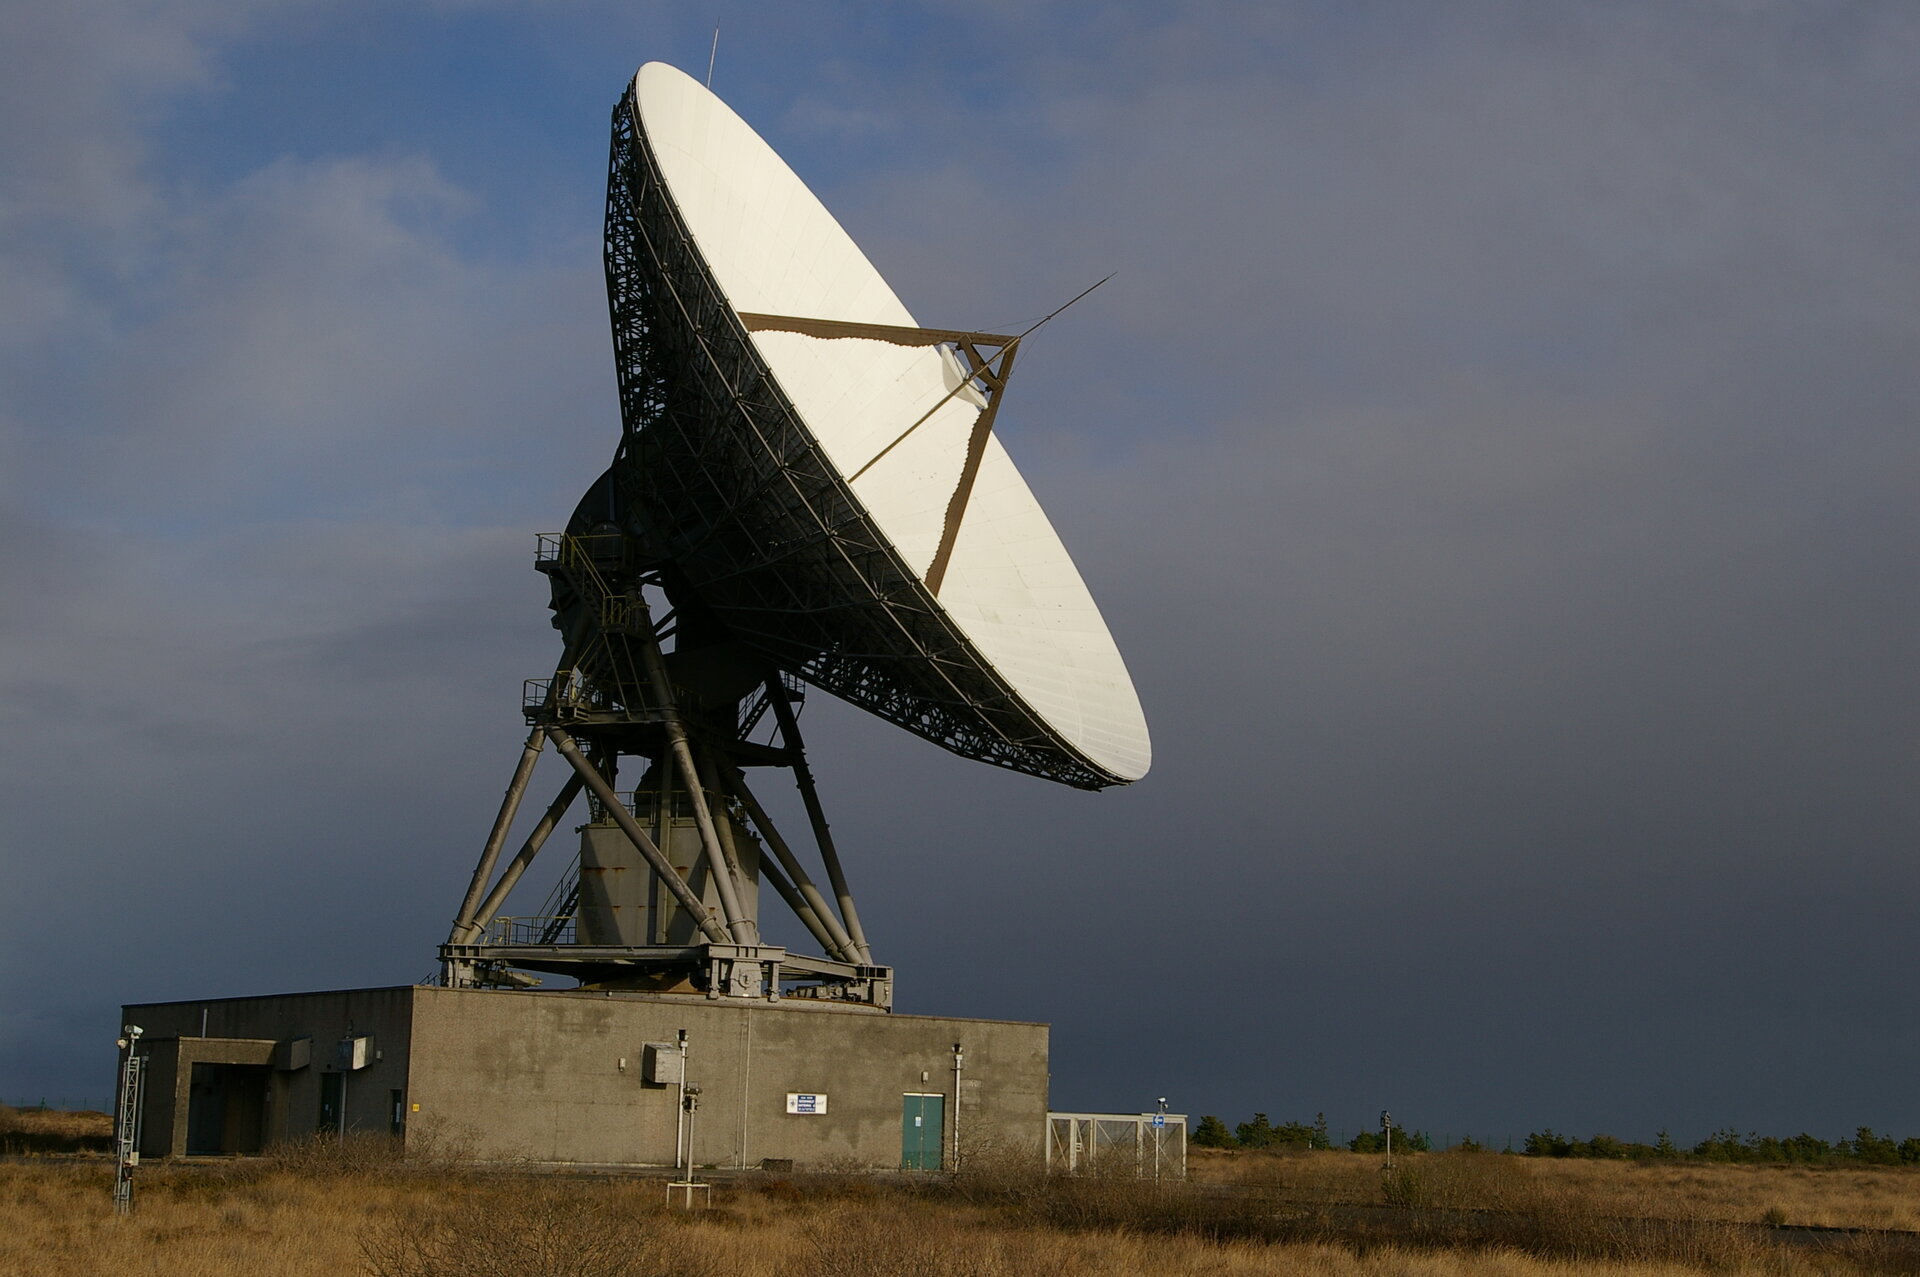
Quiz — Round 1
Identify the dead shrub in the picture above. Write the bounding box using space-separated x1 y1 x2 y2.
1378 1161 1431 1209
268 1116 476 1182
394 1112 478 1173
790 1208 1008 1277
1025 1163 1167 1232
362 1183 713 1277
1379 1151 1546 1213
947 1133 1048 1205
268 1132 410 1179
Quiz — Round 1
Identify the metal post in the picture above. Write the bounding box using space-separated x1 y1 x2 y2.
675 1029 688 1170
951 1042 963 1170
546 728 729 943
1382 1111 1393 1169
463 775 585 940
450 727 544 943
1155 1098 1168 1182
767 683 872 962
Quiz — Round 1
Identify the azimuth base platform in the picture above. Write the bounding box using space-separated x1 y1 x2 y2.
439 940 891 1008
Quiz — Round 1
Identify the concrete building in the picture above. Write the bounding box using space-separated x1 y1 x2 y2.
121 985 1047 1170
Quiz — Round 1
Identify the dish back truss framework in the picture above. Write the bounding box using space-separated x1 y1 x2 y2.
439 79 1123 1003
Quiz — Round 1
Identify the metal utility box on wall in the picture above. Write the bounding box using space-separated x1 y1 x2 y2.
122 985 1047 1169
275 1036 310 1071
641 1042 682 1085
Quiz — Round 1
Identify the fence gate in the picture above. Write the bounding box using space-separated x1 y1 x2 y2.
1046 1112 1186 1179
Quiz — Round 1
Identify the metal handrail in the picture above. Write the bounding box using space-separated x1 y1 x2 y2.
486 915 577 946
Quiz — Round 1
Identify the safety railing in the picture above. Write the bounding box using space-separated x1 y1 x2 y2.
485 915 577 946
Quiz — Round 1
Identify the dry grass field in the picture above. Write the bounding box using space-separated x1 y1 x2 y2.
0 1104 111 1156
3 1118 1917 1277
1190 1149 1920 1231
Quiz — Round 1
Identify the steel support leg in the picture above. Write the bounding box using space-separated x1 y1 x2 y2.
769 682 873 963
697 755 760 943
450 726 544 943
546 727 730 944
754 855 838 960
722 764 857 962
461 773 586 940
651 758 674 945
629 597 753 942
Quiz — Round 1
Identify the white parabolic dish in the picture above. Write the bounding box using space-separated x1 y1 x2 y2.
633 63 1149 783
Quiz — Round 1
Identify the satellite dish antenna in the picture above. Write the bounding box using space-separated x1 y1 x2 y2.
440 62 1149 1005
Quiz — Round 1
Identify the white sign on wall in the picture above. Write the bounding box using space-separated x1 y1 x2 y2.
786 1093 827 1114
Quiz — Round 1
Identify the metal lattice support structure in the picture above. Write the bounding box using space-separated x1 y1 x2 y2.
602 87 1115 791
114 1028 146 1213
1046 1112 1188 1179
439 519 894 1004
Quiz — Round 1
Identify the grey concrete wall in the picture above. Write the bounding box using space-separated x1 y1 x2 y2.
123 988 414 1154
407 987 1047 1169
123 986 1049 1169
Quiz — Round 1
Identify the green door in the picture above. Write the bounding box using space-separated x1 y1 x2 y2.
901 1093 944 1170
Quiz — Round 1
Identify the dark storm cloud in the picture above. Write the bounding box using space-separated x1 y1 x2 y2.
2 2 1915 1141
782 1 1920 1133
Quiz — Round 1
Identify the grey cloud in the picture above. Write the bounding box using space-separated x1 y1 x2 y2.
4 2 1917 1140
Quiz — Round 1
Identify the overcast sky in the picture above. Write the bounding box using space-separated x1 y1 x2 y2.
3 1 1916 1146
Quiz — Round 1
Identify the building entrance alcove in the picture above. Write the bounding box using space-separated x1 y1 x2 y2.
185 1061 269 1155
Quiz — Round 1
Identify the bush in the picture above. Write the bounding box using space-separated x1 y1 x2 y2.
1693 1128 1751 1162
1849 1127 1901 1165
364 1184 712 1277
267 1115 475 1179
1234 1112 1331 1151
1190 1116 1235 1148
947 1132 1046 1203
1351 1128 1429 1154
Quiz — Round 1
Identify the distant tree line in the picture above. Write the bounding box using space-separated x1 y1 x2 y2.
1191 1114 1920 1165
1524 1127 1920 1165
1191 1112 1430 1154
